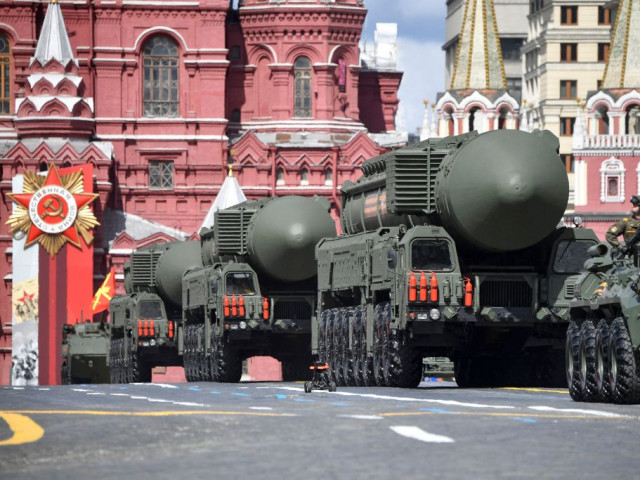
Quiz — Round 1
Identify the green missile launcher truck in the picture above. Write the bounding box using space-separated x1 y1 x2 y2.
184 195 336 381
313 129 599 388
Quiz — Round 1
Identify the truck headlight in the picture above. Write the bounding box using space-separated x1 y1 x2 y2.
429 309 441 320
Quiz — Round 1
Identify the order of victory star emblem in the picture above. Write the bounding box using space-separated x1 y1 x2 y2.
6 164 100 257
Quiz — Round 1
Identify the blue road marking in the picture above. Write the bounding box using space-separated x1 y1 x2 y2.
330 402 349 407
209 391 221 395
233 393 251 397
419 408 452 414
293 398 315 402
513 417 537 424
118 386 128 390
276 394 288 400
188 387 201 391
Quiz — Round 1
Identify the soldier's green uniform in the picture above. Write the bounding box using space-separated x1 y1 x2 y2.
606 195 640 250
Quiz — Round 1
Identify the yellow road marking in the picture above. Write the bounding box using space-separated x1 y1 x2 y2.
1 410 295 418
378 411 632 420
499 387 569 394
0 413 45 446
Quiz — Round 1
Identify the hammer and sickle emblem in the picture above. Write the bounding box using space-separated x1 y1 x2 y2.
40 195 65 220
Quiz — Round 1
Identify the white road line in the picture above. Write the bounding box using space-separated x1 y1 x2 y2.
390 426 455 443
132 383 179 389
528 406 625 418
38 388 50 391
268 386 515 410
109 393 130 397
72 388 93 392
249 407 273 411
86 392 105 396
338 415 384 420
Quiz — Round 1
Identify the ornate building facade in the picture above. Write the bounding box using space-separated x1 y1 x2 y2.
0 0 405 384
572 0 640 239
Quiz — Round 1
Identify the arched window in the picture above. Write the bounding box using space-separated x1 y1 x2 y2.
444 108 454 135
468 107 480 132
596 104 610 135
294 56 312 117
600 156 625 203
324 169 333 186
625 104 640 135
337 57 347 93
143 36 179 117
276 168 285 186
498 107 510 129
0 33 11 115
300 168 309 186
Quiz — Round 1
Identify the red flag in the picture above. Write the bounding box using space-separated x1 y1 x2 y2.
92 267 116 314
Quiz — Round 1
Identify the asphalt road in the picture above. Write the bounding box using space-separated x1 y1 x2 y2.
1 380 638 480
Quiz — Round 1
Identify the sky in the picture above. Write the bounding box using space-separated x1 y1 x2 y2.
362 0 447 135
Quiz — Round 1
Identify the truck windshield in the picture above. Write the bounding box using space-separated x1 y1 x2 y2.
226 272 256 295
412 240 453 271
553 240 598 274
139 301 163 318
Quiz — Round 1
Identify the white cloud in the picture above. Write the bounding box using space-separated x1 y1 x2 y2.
396 36 445 135
365 0 446 19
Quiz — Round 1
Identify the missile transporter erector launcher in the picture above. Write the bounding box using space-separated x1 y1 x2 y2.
314 129 599 388
108 241 203 383
185 195 337 381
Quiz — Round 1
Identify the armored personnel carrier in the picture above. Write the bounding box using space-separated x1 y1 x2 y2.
61 321 110 384
314 129 599 388
566 243 640 404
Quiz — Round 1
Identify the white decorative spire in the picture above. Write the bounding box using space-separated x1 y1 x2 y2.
420 100 430 141
602 0 640 88
31 0 76 67
199 165 247 232
450 0 506 90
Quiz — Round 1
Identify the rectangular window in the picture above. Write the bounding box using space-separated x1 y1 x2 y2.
560 118 575 136
561 6 578 25
149 161 174 189
561 154 575 173
597 79 603 90
560 43 578 62
598 6 611 25
0 35 10 115
598 43 610 63
560 80 577 99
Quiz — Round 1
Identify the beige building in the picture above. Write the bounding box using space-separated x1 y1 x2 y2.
521 0 612 173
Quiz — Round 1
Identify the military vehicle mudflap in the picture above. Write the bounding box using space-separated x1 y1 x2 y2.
317 303 423 388
567 309 640 404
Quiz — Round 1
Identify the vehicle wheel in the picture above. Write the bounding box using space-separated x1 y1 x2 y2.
372 305 385 386
594 319 611 402
61 363 70 385
566 321 584 401
579 320 599 401
392 334 423 388
304 382 312 393
454 357 477 388
333 310 345 386
381 304 397 387
329 381 337 392
217 339 242 383
608 317 640 404
209 326 220 382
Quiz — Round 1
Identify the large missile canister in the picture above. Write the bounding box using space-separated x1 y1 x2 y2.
435 129 567 251
340 129 568 252
155 241 203 307
246 196 337 282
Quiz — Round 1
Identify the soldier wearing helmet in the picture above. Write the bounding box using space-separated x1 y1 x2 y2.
606 195 640 252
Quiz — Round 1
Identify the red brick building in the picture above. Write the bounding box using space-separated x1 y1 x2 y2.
0 0 406 383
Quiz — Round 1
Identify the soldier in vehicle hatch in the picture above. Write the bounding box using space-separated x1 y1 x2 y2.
606 195 640 252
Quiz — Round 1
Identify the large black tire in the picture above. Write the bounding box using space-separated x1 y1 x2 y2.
609 317 640 404
217 339 242 383
184 325 193 382
594 319 611 401
454 357 475 388
351 308 364 387
391 334 423 388
209 325 220 382
342 309 356 386
359 308 375 387
333 310 346 387
579 320 599 401
566 321 584 401
61 363 70 385
372 304 386 386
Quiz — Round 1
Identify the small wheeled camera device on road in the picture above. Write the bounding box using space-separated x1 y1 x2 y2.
304 362 336 393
